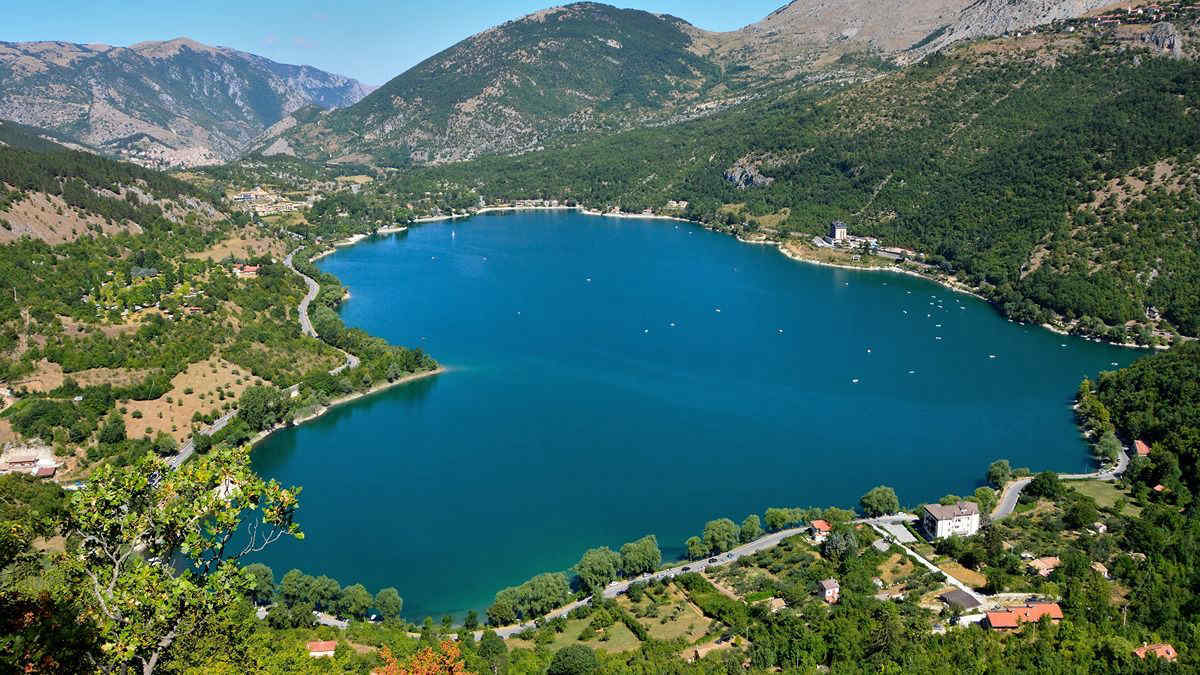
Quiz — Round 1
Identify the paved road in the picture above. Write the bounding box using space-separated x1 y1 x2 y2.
165 249 360 472
474 525 815 640
867 522 987 605
284 248 319 339
992 445 1130 520
165 409 237 470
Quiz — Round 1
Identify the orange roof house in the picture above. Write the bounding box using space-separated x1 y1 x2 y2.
810 519 831 533
1134 440 1151 457
984 603 1063 630
307 640 337 658
1134 643 1178 662
1028 556 1062 577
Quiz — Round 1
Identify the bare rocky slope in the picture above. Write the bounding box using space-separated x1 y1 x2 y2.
259 0 1124 167
0 38 371 168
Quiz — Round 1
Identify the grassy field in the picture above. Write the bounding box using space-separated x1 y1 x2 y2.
1068 479 1141 516
618 585 712 643
938 561 988 589
506 618 642 654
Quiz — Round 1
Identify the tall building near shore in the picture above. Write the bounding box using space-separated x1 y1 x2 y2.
830 221 849 242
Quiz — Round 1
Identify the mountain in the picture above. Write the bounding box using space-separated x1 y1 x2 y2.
254 3 733 166
381 9 1200 340
0 38 371 168
260 0 1124 167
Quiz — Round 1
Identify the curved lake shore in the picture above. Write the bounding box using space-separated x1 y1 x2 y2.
246 211 1136 620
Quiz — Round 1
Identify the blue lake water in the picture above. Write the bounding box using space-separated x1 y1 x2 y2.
248 211 1138 619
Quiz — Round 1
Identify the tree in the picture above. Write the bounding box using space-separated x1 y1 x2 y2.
1095 430 1122 463
575 547 621 595
338 583 372 620
152 431 177 456
280 569 314 607
478 630 508 674
61 446 300 674
859 486 900 517
235 386 289 432
243 563 274 605
987 460 1013 487
486 597 516 627
375 587 404 621
1064 498 1099 529
823 531 858 565
1026 471 1063 500
463 609 479 630
98 416 126 444
685 536 707 560
377 641 466 675
740 514 763 543
311 575 341 611
972 486 998 515
764 507 802 531
548 644 598 675
618 535 660 576
703 518 739 554
192 432 213 454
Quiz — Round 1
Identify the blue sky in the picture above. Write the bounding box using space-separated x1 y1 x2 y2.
4 1 787 85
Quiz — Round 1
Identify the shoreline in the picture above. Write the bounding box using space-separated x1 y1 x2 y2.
321 207 1162 351
250 367 447 448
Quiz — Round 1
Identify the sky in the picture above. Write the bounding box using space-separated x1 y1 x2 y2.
4 0 788 85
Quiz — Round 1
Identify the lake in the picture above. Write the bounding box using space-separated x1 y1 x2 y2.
248 211 1137 619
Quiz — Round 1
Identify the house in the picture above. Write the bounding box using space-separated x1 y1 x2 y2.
818 578 840 604
1153 484 1166 493
33 465 56 478
1091 521 1108 534
232 264 261 280
809 519 832 542
1134 439 1151 457
984 603 1063 631
767 597 787 613
1091 562 1109 579
939 589 982 612
829 221 849 243
306 640 337 658
922 501 980 539
1134 643 1178 662
1028 556 1061 577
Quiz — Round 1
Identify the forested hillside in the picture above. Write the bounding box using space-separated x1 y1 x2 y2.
383 18 1200 340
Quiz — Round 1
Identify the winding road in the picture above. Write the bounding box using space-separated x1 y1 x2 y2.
991 445 1130 520
283 247 360 374
163 248 361 471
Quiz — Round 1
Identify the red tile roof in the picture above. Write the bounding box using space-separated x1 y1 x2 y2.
1134 643 1178 661
33 465 56 477
1135 440 1151 456
306 640 337 653
1154 484 1166 493
810 519 832 532
985 603 1063 629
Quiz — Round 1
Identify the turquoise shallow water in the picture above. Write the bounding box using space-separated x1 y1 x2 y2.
247 211 1137 619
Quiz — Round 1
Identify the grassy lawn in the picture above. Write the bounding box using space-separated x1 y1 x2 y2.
506 618 642 654
877 553 915 585
1068 479 1141 516
618 586 712 644
938 561 987 589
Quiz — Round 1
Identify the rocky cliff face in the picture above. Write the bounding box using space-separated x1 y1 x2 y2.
900 0 1115 62
1143 22 1185 59
0 38 370 167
